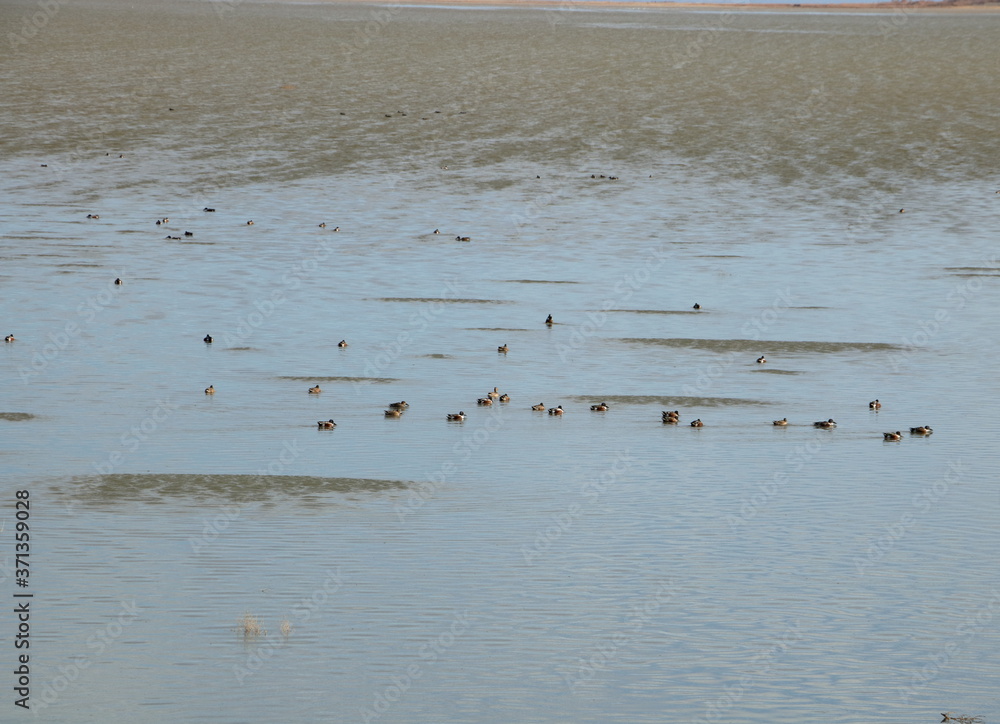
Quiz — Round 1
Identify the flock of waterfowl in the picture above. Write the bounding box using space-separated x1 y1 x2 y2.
185 310 929 440
6 299 935 441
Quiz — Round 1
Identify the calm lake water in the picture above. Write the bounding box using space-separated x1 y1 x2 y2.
1 0 999 721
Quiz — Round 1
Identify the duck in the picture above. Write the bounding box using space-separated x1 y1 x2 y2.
184 231 193 237
332 226 340 232
497 344 508 353
203 207 215 212
455 236 471 242
5 334 15 342
531 403 546 411
317 419 337 429
690 419 704 427
910 425 933 435
384 409 402 418
337 340 348 348
447 411 466 421
756 355 766 364
433 229 441 234
590 402 609 411
487 387 500 399
114 278 123 285
203 334 213 343
86 213 100 219
545 314 553 325
869 399 882 409
548 405 564 415
814 419 836 428
692 303 701 310
477 397 493 406
246 220 254 225
204 385 214 394
883 431 902 441
772 418 788 426
318 223 326 228
388 401 409 410
499 393 511 403
308 385 321 394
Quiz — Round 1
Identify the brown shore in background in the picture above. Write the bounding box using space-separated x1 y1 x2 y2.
269 0 1000 12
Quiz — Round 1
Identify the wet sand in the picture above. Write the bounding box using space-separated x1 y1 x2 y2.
265 0 1000 13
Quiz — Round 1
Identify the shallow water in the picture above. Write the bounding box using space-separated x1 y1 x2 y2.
1 0 999 722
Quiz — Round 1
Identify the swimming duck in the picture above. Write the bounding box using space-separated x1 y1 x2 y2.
433 229 441 234
308 385 321 394
497 344 508 353
337 340 348 348
5 334 15 342
456 236 471 242
910 426 933 435
869 399 882 409
883 431 902 441
86 214 100 219
477 397 493 406
548 405 564 415
384 409 402 418
545 314 553 325
203 334 213 343
590 402 609 411
318 223 326 228
692 303 701 310
332 227 340 232
757 355 766 364
204 385 214 394
447 411 466 421
388 401 409 410
531 403 546 411
246 220 254 225
114 278 123 285
773 418 788 426
317 419 337 429
184 231 193 237
499 393 511 403
814 419 836 428
487 387 500 399
204 207 215 212
690 419 704 427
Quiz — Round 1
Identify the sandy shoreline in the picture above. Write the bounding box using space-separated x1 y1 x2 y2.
259 0 1000 13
